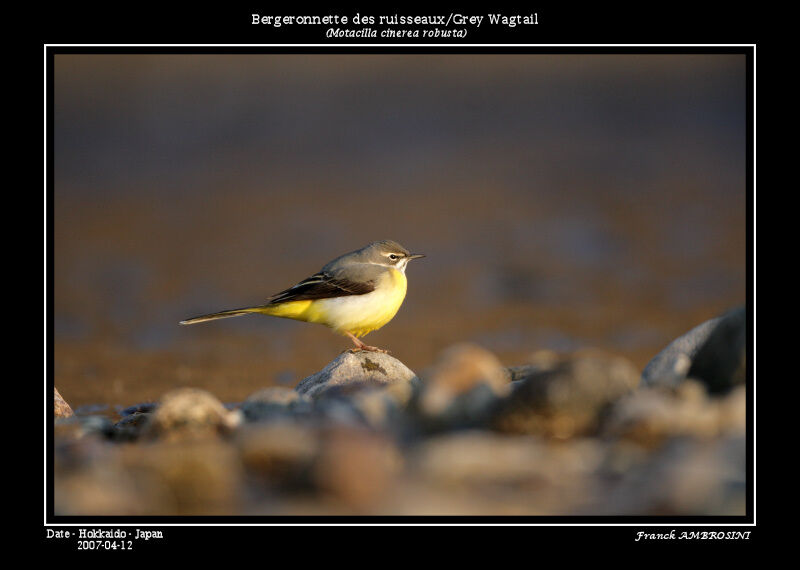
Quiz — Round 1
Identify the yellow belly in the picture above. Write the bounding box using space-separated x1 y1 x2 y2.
256 268 408 338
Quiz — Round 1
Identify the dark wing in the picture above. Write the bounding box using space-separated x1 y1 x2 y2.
266 271 375 304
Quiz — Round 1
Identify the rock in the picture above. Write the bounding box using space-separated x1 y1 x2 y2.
311 426 401 510
346 388 405 431
294 350 419 402
142 387 241 442
305 386 407 432
236 421 319 489
118 402 158 416
55 436 243 516
594 435 746 515
311 396 373 428
688 306 746 393
54 415 114 441
54 387 73 418
414 343 511 429
602 380 746 447
717 385 746 433
490 349 639 438
54 447 149 515
112 411 153 441
240 387 313 422
411 430 603 514
118 440 244 515
642 306 746 391
503 350 562 382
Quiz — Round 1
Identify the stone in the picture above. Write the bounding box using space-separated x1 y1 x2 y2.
54 448 149 516
57 438 244 516
594 435 746 515
411 430 603 514
311 426 402 510
112 412 153 441
142 387 241 441
602 380 746 447
118 440 244 515
414 343 511 429
294 350 419 402
240 386 313 422
490 349 640 438
118 402 158 416
347 389 405 431
642 305 746 391
717 385 746 433
688 306 746 393
311 396 373 428
54 415 114 441
503 350 562 382
236 421 319 489
54 387 73 418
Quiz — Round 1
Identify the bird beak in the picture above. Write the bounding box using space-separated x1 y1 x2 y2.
408 253 426 260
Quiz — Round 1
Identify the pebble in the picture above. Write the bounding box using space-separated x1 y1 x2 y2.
311 426 402 511
642 306 746 392
602 380 746 447
118 402 158 416
240 386 313 422
413 343 511 430
51 337 747 516
236 421 319 490
490 349 640 438
688 306 746 393
593 435 746 515
142 387 241 442
54 387 74 418
294 350 419 402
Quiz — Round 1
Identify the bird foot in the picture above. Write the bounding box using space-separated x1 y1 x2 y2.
344 331 390 354
347 345 390 354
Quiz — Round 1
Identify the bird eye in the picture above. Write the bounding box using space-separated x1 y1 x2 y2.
388 254 398 260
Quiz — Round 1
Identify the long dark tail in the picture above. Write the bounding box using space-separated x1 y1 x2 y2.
179 307 262 325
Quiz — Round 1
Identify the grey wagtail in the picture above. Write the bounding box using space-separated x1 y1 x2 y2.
180 240 425 353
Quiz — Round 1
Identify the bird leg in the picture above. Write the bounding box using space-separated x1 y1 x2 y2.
344 331 389 354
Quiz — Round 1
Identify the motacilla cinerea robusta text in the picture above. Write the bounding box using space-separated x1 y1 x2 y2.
180 240 425 353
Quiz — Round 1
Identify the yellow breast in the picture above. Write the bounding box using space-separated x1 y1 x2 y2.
311 267 408 337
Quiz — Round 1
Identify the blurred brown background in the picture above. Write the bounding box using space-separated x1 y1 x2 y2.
52 53 747 410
